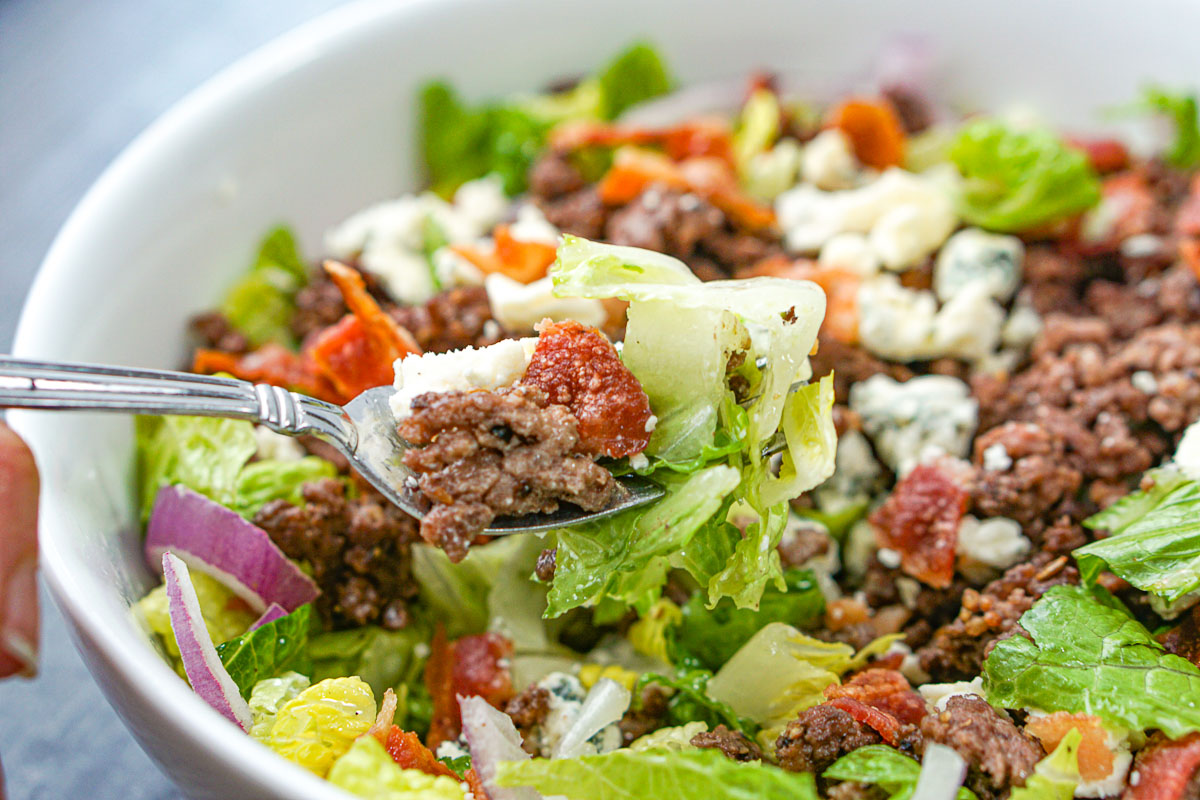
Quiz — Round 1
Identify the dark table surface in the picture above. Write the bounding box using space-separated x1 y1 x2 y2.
0 1 347 796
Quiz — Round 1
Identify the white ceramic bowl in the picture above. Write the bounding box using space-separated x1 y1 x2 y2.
13 0 1200 796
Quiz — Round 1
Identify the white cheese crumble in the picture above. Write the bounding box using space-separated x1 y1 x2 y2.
856 275 939 361
535 673 623 759
813 429 885 512
843 519 878 579
1130 370 1158 394
434 739 470 762
918 677 984 711
800 129 859 191
253 425 306 462
507 202 561 246
485 274 607 334
1175 418 1200 481
930 281 1006 362
981 443 1013 472
884 641 930 686
934 228 1024 303
775 167 958 269
629 453 650 471
818 232 882 279
956 515 1031 570
1001 303 1043 350
389 338 534 419
849 374 979 475
877 547 902 569
325 176 508 304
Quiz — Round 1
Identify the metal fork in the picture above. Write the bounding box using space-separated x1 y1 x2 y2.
0 356 667 533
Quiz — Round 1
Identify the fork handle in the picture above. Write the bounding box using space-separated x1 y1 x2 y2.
0 356 356 449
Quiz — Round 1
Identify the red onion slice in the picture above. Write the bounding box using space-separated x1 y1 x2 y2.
460 695 543 800
162 552 252 731
248 602 288 631
146 485 318 613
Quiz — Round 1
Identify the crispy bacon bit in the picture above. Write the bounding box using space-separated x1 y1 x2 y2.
192 343 335 401
1123 732 1200 800
464 768 490 800
1176 174 1200 237
869 464 968 589
521 319 653 458
828 98 906 170
1075 172 1157 256
1025 712 1115 784
384 726 460 779
425 628 516 748
548 119 735 166
451 225 558 284
1067 137 1131 173
824 598 871 631
825 696 906 746
825 669 927 727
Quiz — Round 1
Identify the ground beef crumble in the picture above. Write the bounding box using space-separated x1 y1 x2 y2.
391 285 505 354
253 477 420 630
618 685 670 745
775 704 883 774
398 385 616 561
689 724 763 762
920 695 1043 800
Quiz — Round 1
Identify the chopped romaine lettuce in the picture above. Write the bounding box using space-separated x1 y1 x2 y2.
983 585 1200 738
1076 467 1200 610
637 669 758 736
1009 729 1082 800
220 226 308 348
669 568 825 671
269 677 376 777
215 604 313 698
329 736 467 800
494 748 818 800
1134 86 1200 168
734 88 781 171
136 415 257 522
248 671 311 742
629 721 708 752
824 745 976 800
706 623 897 739
597 41 673 120
228 456 337 519
949 118 1101 232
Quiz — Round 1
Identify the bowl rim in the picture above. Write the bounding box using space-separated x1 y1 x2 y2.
10 0 439 796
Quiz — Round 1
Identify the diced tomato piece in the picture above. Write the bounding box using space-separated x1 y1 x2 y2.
826 696 905 746
869 463 968 589
1124 732 1200 800
451 224 558 284
1025 713 1115 783
384 727 460 779
424 629 516 749
825 669 927 726
521 319 653 458
1067 136 1130 173
192 343 336 401
828 98 906 170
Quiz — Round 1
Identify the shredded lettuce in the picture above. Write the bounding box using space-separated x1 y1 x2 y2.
215 604 313 698
983 584 1200 738
1009 729 1082 800
1076 467 1200 609
136 415 257 521
636 669 758 736
949 118 1101 232
669 569 825 671
248 671 311 742
228 456 337 519
328 734 466 800
824 745 976 800
494 748 818 800
420 43 671 197
629 721 708 753
546 237 835 614
220 226 308 348
706 623 897 739
1134 86 1200 168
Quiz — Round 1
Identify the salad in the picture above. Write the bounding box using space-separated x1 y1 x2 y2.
133 41 1200 800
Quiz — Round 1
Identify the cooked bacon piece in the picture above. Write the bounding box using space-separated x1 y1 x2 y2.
451 224 558 284
869 463 968 589
1073 172 1157 256
549 118 735 166
1123 732 1200 800
1067 136 1131 173
825 668 927 726
521 319 653 458
464 768 490 800
1025 712 1116 785
825 696 909 747
192 343 336 401
828 98 906 170
425 628 516 748
384 727 460 779
1176 174 1200 237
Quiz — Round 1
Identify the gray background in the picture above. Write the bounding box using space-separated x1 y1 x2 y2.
0 1 347 796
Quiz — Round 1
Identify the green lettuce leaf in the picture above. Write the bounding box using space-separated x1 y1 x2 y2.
220 226 308 348
228 456 338 519
248 671 311 742
637 669 758 736
1010 729 1082 800
596 41 673 120
949 118 1101 232
1135 86 1200 168
824 745 976 800
309 623 432 733
982 584 1200 738
670 569 825 671
329 736 466 800
1076 467 1200 606
136 415 257 522
495 748 818 800
215 604 313 698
